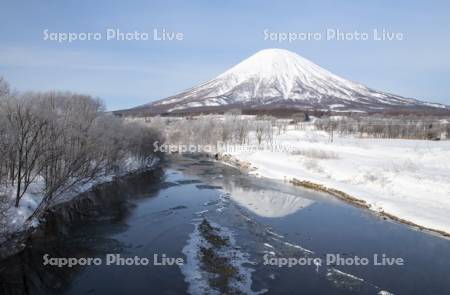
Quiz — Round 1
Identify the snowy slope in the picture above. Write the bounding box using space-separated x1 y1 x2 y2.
131 48 448 113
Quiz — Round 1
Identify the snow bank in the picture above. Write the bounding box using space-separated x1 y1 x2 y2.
0 156 159 240
0 182 44 238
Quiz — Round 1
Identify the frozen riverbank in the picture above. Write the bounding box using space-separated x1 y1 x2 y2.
0 157 160 251
221 127 450 237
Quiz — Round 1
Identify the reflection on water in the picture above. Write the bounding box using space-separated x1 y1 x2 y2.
222 185 313 217
0 154 450 295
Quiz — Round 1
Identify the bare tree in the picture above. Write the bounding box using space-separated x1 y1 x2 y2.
235 119 249 144
0 77 10 97
1 94 49 207
254 120 267 145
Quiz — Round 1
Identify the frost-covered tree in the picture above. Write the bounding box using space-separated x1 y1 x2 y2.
0 83 163 217
0 94 49 207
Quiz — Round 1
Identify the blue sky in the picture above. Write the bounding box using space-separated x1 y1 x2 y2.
0 0 449 110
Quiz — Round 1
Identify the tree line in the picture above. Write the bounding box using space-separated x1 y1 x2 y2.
314 115 450 140
148 111 284 149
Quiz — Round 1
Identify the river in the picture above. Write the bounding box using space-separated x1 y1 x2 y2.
1 154 450 294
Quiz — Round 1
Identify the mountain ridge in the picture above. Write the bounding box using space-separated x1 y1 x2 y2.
120 48 449 115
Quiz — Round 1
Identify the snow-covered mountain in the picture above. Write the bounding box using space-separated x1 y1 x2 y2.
126 48 448 114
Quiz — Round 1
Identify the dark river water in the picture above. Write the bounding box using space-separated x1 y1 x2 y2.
1 154 450 294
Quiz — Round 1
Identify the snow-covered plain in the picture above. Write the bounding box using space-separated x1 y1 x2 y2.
224 125 450 236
